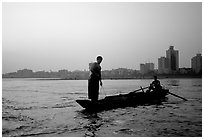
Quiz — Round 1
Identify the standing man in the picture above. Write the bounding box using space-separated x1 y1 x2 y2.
88 56 103 102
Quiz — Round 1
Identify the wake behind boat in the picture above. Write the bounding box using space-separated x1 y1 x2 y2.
76 87 169 112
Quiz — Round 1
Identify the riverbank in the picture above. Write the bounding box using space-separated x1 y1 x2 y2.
3 74 201 80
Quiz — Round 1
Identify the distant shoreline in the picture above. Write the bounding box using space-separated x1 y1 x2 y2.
2 75 202 80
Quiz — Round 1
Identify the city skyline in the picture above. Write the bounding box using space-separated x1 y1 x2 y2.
2 2 202 74
3 44 201 74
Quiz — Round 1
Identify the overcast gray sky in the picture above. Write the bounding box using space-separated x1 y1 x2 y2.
2 2 202 73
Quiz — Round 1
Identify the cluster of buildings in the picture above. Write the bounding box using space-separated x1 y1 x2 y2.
3 68 140 79
2 69 89 79
158 46 179 74
140 46 202 75
140 63 154 74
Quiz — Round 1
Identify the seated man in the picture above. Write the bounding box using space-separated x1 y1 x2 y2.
147 76 162 93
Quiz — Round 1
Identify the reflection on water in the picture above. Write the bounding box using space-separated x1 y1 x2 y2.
81 112 102 137
2 78 202 137
167 79 180 86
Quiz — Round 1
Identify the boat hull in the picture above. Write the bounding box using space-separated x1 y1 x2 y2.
76 89 169 112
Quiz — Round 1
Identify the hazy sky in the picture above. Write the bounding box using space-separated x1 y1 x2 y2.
2 2 202 73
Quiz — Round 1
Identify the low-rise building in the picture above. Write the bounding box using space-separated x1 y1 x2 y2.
191 53 202 74
158 57 169 74
140 63 154 74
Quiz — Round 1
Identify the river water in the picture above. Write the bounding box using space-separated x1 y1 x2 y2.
2 78 202 137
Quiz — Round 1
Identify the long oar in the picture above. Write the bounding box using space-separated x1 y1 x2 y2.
130 86 149 93
167 92 188 101
140 86 145 93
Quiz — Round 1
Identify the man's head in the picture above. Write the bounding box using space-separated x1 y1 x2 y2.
96 56 103 64
154 76 157 80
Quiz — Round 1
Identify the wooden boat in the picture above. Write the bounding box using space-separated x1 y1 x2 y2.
76 87 169 112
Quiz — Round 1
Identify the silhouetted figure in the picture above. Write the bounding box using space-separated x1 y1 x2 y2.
88 56 103 102
148 76 162 93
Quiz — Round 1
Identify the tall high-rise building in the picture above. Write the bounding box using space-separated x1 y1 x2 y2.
191 53 202 73
166 46 179 73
